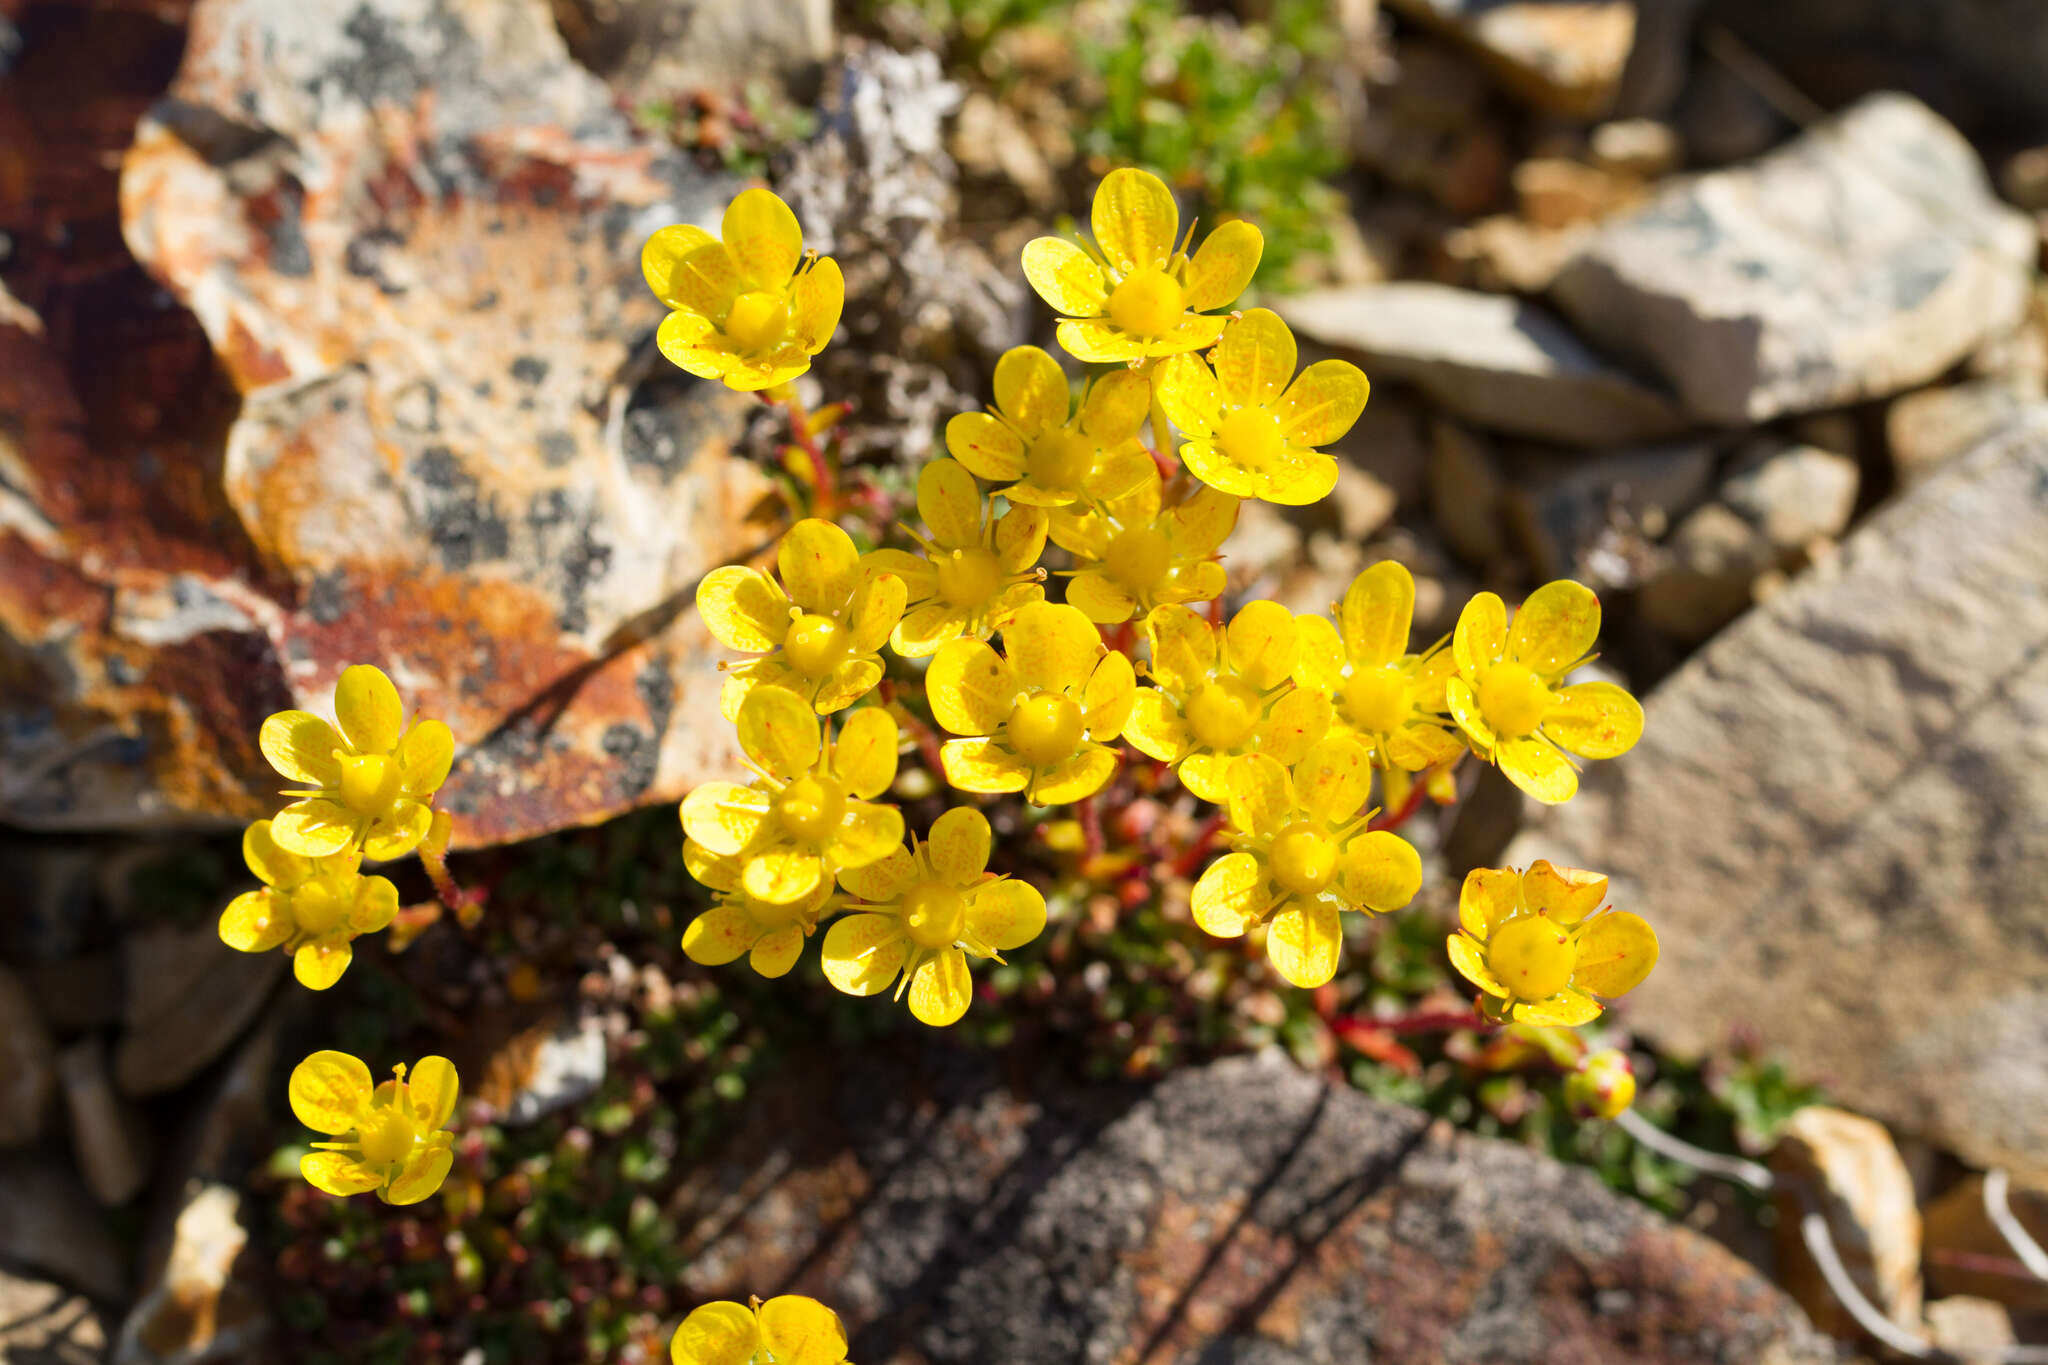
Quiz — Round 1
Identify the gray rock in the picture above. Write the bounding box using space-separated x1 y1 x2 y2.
1886 381 2041 489
1500 438 1719 582
1381 0 1638 117
115 925 283 1097
1426 419 1509 567
675 1048 1834 1364
58 1040 150 1206
0 965 56 1148
1278 283 1689 445
0 1268 109 1362
114 1183 266 1365
1507 410 2048 1180
554 0 834 106
1553 93 2035 425
1771 1107 1922 1338
0 1156 125 1301
1721 439 1860 553
1636 502 1776 642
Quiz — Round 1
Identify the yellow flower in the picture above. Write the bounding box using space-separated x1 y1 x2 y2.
289 1050 458 1205
217 820 398 990
1445 580 1644 804
1294 561 1462 772
1123 602 1331 803
680 686 902 906
671 1294 848 1365
259 664 454 860
1446 861 1659 1026
679 842 832 979
1565 1048 1637 1120
1191 739 1421 988
1153 309 1367 506
641 188 845 393
697 518 907 720
1050 463 1237 625
925 601 1134 803
1020 167 1263 363
945 345 1155 508
861 457 1047 657
821 806 1046 1026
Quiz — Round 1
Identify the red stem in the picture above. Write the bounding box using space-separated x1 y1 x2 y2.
1168 810 1230 878
1077 794 1105 858
762 391 834 516
1367 775 1429 833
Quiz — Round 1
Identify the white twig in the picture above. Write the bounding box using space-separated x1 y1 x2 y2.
1614 1107 1775 1191
1986 1170 2048 1282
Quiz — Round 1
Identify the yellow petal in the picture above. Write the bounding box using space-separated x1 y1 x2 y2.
1143 603 1216 692
1293 613 1345 693
335 664 404 754
1522 860 1608 924
1383 720 1463 772
721 187 803 287
917 458 984 549
642 224 742 316
1082 650 1136 740
382 1144 454 1205
814 657 884 713
1168 485 1239 555
1226 600 1298 690
658 314 733 379
1191 852 1267 938
1085 443 1156 505
779 518 861 613
301 1151 384 1198
396 720 454 796
832 705 899 799
1509 579 1602 676
1183 219 1263 311
1496 736 1578 805
270 799 358 858
680 781 770 856
1006 601 1100 695
1260 448 1341 507
1446 934 1508 998
1544 682 1643 760
995 503 1048 573
1148 313 1229 357
757 1294 849 1365
671 1300 764 1365
1225 753 1291 836
1079 369 1152 444
966 879 1046 951
1055 318 1149 364
1340 561 1415 669
1093 167 1178 271
828 801 903 868
682 901 759 965
1515 991 1603 1028
260 710 344 787
1266 900 1343 988
289 1050 371 1135
1257 687 1332 766
908 948 973 1026
838 846 916 902
363 802 433 861
1459 867 1521 938
1293 735 1372 825
294 938 352 990
1337 830 1421 912
945 411 1029 481
408 1056 460 1131
1068 571 1138 626
683 839 742 892
928 638 1016 736
1153 353 1222 439
1275 360 1369 447
892 601 965 657
1444 677 1495 752
219 890 291 954
1027 744 1117 804
938 737 1031 793
846 568 909 655
241 819 309 890
1184 441 1269 504
927 806 993 884
697 566 793 653
821 913 909 996
1453 592 1508 678
992 344 1073 431
1574 912 1658 998
1173 561 1227 606
1121 688 1189 763
749 923 806 979
743 847 826 905
738 684 823 778
1176 749 1233 804
1214 309 1297 409
792 257 845 353
1020 238 1109 318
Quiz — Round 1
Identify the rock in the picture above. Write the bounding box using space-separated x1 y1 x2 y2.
1512 156 1646 228
1442 761 1527 876
1925 1296 2018 1365
1589 118 1684 177
1720 440 1860 554
553 0 835 106
1425 419 1508 567
1612 0 1708 118
1771 1106 1923 1338
951 91 1058 209
114 1183 266 1365
1330 389 1426 508
24 949 125 1035
1505 412 2048 1178
1501 438 1718 583
478 1013 608 1126
1381 0 1638 118
1637 503 1775 642
0 842 104 964
2002 146 2048 212
1671 60 1786 167
1922 1175 2048 1314
1553 94 2036 425
1314 463 1398 545
0 964 56 1148
1278 284 1689 445
0 1156 125 1302
3 0 773 848
59 1040 150 1206
0 1268 109 1360
676 1048 1835 1363
1443 213 1595 293
1887 381 2041 488
115 924 284 1097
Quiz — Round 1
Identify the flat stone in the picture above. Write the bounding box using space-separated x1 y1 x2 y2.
1382 0 1638 118
1925 1296 2018 1365
115 924 283 1097
1278 283 1689 445
555 0 834 106
1721 439 1860 553
1922 1175 2048 1315
0 1156 125 1302
0 1268 109 1361
1506 411 2048 1179
673 1048 1834 1363
1500 438 1718 582
1636 502 1776 642
58 1039 151 1206
1887 381 2041 488
1553 93 2035 425
113 1183 265 1365
1771 1107 1922 1338
0 964 56 1148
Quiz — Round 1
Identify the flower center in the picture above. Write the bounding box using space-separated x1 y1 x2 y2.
774 775 846 844
1005 691 1084 767
1026 428 1097 494
901 882 968 950
783 613 850 678
1103 525 1172 595
356 1104 418 1169
1487 914 1577 1003
1185 676 1262 752
1106 267 1185 338
1216 406 1286 471
337 752 401 818
1476 663 1552 741
936 547 1003 609
1343 664 1414 735
724 289 790 354
1270 821 1337 896
289 875 353 936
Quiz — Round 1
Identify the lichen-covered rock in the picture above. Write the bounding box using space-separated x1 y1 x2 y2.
1381 0 1638 118
674 1048 1833 1364
3 0 775 847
